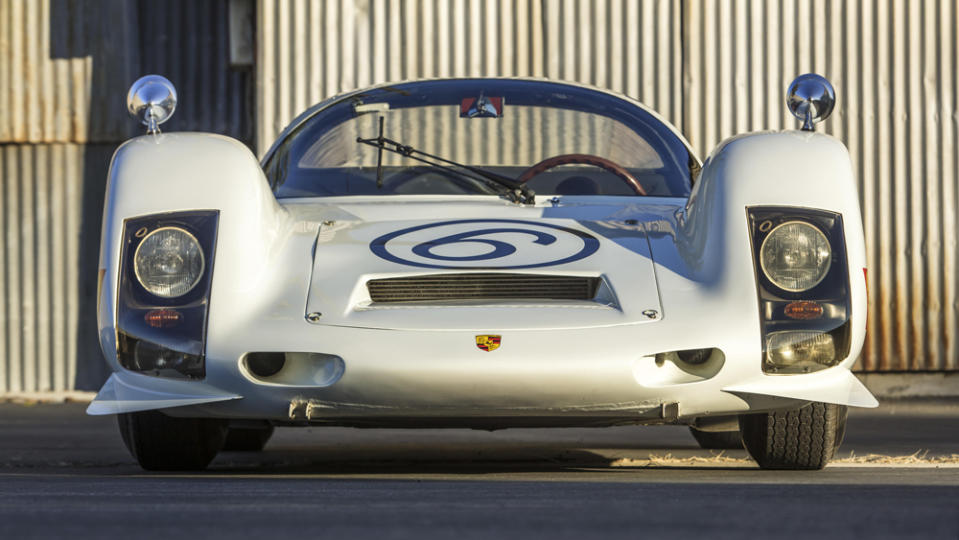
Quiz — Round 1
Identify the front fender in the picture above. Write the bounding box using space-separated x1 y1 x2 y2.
681 131 867 373
96 133 286 371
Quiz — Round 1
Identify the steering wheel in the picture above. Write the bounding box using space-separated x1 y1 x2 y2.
516 154 647 196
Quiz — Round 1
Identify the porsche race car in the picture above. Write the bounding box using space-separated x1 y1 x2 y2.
89 75 877 470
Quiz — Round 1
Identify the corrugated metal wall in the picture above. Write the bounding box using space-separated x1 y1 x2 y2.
136 0 254 143
255 0 682 153
0 0 253 144
0 0 252 393
685 0 959 371
0 144 115 392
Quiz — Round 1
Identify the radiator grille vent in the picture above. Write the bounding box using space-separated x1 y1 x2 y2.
367 273 600 303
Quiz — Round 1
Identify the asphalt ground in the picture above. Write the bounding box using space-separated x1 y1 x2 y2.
1 401 958 539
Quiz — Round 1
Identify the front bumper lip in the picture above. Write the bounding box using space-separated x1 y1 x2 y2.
87 360 877 420
85 371 240 416
722 368 878 408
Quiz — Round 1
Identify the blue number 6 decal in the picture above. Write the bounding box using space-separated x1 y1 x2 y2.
411 228 556 261
370 219 600 269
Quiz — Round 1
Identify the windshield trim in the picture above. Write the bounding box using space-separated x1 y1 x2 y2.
262 78 701 199
275 194 690 206
260 77 700 170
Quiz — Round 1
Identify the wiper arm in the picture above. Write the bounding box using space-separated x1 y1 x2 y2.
374 116 386 189
357 123 535 204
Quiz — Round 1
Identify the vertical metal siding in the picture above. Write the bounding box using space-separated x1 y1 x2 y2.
0 0 252 144
255 0 682 154
685 0 959 371
0 0 140 143
0 0 251 393
0 0 104 142
136 0 254 143
0 144 114 393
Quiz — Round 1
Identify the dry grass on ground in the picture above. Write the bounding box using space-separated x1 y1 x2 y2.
611 450 959 468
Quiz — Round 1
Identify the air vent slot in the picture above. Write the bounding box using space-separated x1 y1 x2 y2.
367 273 600 303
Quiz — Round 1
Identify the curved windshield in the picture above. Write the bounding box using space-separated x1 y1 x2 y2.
264 79 696 199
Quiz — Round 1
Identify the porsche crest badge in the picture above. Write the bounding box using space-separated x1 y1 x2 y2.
475 335 501 352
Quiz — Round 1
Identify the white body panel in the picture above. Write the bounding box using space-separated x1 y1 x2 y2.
90 127 876 426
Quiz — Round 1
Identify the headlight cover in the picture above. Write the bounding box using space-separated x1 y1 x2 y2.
759 221 831 292
747 207 851 375
134 227 205 298
117 211 218 379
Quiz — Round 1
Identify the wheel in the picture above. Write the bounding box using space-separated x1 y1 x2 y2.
739 402 848 470
222 425 275 451
689 427 743 450
118 410 228 471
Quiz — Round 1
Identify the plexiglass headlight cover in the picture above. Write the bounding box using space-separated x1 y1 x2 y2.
759 221 832 292
117 211 218 379
134 227 205 298
747 207 852 375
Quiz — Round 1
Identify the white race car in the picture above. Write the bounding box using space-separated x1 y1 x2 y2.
89 75 876 470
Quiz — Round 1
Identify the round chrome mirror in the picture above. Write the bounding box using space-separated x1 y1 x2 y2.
786 74 835 131
127 75 177 134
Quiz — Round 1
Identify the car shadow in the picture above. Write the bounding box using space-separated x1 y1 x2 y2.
196 428 756 475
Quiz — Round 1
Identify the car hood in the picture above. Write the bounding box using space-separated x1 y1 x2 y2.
287 198 677 331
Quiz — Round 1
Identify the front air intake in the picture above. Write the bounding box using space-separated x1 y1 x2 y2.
367 273 600 303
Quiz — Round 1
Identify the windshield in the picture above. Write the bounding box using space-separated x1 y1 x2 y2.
264 79 696 199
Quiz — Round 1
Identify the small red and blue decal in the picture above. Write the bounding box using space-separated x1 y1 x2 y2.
460 96 504 118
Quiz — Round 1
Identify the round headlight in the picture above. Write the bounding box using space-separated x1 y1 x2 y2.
134 227 205 298
760 221 831 292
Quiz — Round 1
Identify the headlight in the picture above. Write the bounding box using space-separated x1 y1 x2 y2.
134 227 205 297
766 331 837 373
129 335 204 376
748 208 851 376
759 221 831 292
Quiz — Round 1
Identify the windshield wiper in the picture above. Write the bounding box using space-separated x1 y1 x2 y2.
357 118 535 204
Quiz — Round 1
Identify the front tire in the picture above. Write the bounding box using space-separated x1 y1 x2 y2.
739 402 847 470
118 410 228 471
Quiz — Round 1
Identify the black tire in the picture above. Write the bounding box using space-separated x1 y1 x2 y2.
833 407 848 451
118 410 228 471
689 427 743 450
222 425 275 451
739 402 848 470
